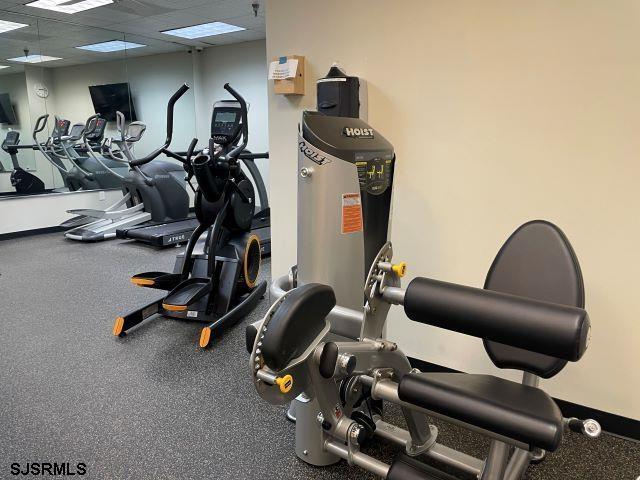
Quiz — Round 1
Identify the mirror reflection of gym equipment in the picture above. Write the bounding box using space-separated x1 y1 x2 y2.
0 2 637 480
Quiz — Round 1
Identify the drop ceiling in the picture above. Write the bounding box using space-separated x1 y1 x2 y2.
0 0 265 74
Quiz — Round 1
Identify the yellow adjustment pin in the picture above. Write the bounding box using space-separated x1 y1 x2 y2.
392 262 407 277
131 277 155 286
275 374 293 394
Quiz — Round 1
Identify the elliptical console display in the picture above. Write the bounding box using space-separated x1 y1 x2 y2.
211 100 242 145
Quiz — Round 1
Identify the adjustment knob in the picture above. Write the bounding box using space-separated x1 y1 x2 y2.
392 262 407 277
275 374 293 393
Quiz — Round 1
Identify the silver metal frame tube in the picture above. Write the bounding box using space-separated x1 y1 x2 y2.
503 448 531 480
374 419 483 477
381 286 405 305
324 440 390 478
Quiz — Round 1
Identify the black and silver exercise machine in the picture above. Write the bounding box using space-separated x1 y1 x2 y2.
250 222 601 479
116 94 271 252
63 113 158 242
113 83 267 347
246 110 600 479
33 115 129 194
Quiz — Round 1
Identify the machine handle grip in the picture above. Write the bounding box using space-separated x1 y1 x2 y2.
238 152 269 160
33 114 49 135
84 114 100 137
223 83 248 159
166 83 190 146
130 83 190 167
186 137 198 164
116 111 126 140
403 277 590 361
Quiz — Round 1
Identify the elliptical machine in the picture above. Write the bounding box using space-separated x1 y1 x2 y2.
113 84 267 347
63 113 157 242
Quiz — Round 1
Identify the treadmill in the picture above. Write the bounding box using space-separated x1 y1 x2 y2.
116 99 271 254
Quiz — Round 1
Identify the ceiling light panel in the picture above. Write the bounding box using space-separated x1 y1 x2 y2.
25 0 113 14
0 20 29 33
7 55 62 63
161 22 245 39
76 40 146 52
0 65 11 69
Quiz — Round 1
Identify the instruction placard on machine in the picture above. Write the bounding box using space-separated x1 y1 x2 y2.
341 193 363 234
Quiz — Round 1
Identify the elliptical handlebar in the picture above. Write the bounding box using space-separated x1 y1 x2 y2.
238 152 269 160
116 111 126 141
83 114 100 138
166 83 190 146
130 83 191 167
33 114 49 139
32 114 75 176
80 113 126 179
223 83 248 160
186 137 198 164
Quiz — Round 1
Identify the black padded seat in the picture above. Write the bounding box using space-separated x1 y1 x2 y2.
398 372 563 451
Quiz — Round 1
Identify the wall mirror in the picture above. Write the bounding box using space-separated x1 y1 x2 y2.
0 12 45 196
0 14 196 198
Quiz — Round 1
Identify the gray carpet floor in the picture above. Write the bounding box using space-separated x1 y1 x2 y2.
0 233 638 479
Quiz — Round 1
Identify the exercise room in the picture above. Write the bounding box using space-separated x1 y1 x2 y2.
0 1 638 479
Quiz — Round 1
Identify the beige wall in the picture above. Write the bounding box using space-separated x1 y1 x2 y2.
266 0 639 419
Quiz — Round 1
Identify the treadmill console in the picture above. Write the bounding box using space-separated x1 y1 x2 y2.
86 117 107 142
53 119 71 139
210 100 242 146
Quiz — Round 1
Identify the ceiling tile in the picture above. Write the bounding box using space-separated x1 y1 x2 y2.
0 0 264 67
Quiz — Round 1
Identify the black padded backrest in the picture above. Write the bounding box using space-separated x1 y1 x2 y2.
262 283 336 372
484 220 585 378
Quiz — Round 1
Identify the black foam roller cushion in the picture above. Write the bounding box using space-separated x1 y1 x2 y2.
404 277 589 361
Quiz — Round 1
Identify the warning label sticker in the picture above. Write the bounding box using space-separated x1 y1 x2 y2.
341 193 363 234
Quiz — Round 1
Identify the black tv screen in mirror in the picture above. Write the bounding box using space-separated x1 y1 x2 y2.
0 93 18 124
88 82 137 122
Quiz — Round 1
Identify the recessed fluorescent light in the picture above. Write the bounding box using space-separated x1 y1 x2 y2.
0 20 29 33
0 65 11 69
7 55 62 63
76 40 146 53
25 0 113 14
161 21 245 39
